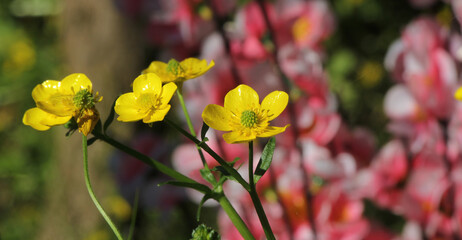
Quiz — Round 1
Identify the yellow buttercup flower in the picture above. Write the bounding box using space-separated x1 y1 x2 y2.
23 73 102 136
202 84 289 144
142 58 214 84
455 87 462 101
115 73 177 123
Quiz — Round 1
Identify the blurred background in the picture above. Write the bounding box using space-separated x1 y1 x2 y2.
0 0 458 239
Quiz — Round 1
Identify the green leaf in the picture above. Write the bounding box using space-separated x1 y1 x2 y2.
190 224 221 240
200 167 217 185
196 194 213 222
159 181 210 194
127 189 140 240
215 175 231 190
92 119 103 135
103 99 117 134
201 122 209 141
212 166 229 176
254 137 276 184
86 137 98 146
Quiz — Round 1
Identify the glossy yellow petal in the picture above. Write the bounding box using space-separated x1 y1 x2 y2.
258 125 290 138
143 61 176 83
180 58 215 79
142 105 171 123
223 131 256 144
31 80 61 102
455 87 462 101
61 73 92 94
132 73 162 97
115 93 147 122
32 80 74 117
23 108 72 131
261 91 289 121
224 84 260 115
202 104 233 131
76 108 99 136
159 82 177 108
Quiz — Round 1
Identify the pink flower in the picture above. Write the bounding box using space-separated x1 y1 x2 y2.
401 17 446 58
281 0 335 50
371 140 408 188
384 84 426 122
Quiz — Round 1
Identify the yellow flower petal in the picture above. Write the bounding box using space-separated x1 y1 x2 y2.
180 58 215 79
202 84 289 144
32 80 75 117
115 93 147 122
224 84 260 115
132 73 162 97
23 108 72 131
31 80 61 102
142 61 176 82
261 91 289 121
24 73 102 135
223 131 257 144
61 73 93 94
202 104 233 131
258 125 290 138
142 105 171 123
455 87 462 101
159 82 177 108
31 80 75 117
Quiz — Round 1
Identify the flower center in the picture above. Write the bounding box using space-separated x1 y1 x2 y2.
73 89 95 109
166 59 184 76
240 110 258 128
292 16 311 43
138 93 158 110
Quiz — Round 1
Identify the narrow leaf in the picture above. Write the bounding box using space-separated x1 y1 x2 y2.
254 137 276 183
103 99 117 133
196 194 213 222
201 122 209 140
200 168 217 185
87 137 98 146
159 181 210 193
212 166 230 176
127 189 139 240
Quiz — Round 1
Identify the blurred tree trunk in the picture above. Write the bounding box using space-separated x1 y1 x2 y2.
38 0 143 239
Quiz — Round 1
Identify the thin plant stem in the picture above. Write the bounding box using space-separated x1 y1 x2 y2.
82 135 124 240
255 0 318 237
176 88 196 136
165 118 251 191
176 88 208 167
269 168 294 239
92 133 253 239
92 132 206 189
127 189 140 240
248 141 276 240
218 194 256 240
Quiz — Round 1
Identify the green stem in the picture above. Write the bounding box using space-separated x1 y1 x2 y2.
127 189 139 240
176 88 196 136
248 141 275 240
82 135 124 240
176 88 208 167
165 118 250 191
218 194 256 240
92 132 209 192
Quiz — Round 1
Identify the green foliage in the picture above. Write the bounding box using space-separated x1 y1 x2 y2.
190 224 221 240
254 137 275 184
0 0 61 239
